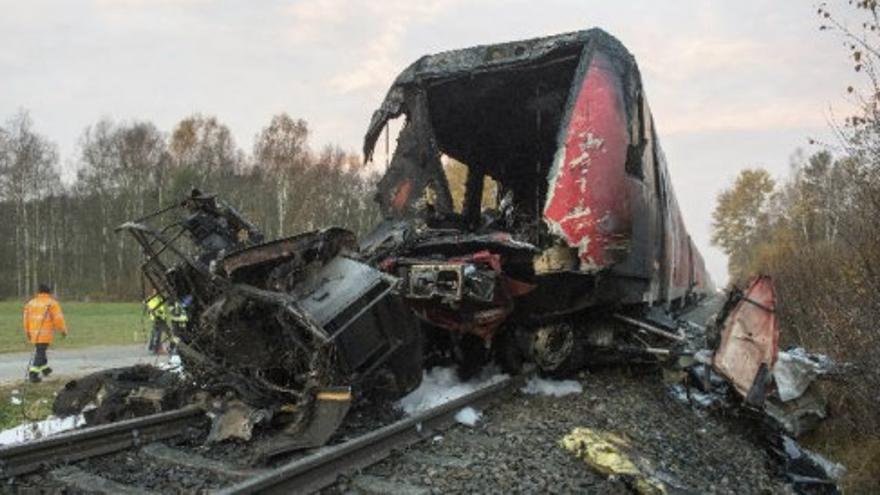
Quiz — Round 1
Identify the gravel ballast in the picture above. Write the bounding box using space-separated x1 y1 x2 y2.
333 367 787 494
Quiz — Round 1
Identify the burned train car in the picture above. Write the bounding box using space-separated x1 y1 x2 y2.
112 28 715 453
361 28 714 373
117 191 423 455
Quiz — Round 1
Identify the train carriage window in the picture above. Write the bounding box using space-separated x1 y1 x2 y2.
624 91 646 179
427 48 580 223
442 157 498 214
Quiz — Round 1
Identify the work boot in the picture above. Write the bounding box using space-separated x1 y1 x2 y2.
41 367 53 377
28 372 42 383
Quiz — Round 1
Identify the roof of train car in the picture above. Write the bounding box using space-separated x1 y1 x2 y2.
363 28 638 159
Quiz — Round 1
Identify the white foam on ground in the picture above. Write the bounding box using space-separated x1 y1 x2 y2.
521 376 583 397
454 406 482 426
158 354 184 374
9 396 21 405
397 366 507 415
0 414 85 446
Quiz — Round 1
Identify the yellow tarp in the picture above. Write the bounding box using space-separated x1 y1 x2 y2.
560 427 666 495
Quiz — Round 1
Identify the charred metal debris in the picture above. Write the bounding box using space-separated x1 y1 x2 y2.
49 28 844 489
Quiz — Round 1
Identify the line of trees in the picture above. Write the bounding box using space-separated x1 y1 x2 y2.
712 148 880 494
711 150 879 394
710 2 880 489
0 111 381 301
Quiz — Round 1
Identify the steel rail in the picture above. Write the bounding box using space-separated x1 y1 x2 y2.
613 313 685 342
219 372 528 495
0 406 207 478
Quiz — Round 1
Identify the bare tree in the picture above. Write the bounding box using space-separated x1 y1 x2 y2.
169 114 242 192
0 111 60 295
253 114 309 237
0 110 379 300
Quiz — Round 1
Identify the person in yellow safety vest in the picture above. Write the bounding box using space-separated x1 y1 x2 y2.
145 292 168 354
145 292 188 354
23 284 68 383
166 300 188 355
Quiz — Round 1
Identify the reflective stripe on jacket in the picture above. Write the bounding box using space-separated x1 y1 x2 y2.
146 295 188 325
23 293 67 344
146 294 167 322
167 302 188 323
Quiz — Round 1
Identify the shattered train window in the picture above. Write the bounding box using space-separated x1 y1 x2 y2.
426 50 580 219
442 156 498 213
624 92 647 180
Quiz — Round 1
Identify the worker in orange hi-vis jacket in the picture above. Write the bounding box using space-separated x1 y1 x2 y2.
23 283 67 383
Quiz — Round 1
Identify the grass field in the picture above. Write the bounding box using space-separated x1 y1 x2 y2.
0 301 147 353
0 378 62 430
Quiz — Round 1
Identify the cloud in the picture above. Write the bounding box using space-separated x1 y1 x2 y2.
284 0 351 44
284 0 464 94
629 30 845 137
659 99 831 135
93 0 212 7
639 38 766 82
328 19 404 93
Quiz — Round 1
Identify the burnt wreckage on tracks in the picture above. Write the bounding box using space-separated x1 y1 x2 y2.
360 28 713 373
113 29 717 452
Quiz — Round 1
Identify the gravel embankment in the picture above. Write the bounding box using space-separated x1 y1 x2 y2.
333 367 786 494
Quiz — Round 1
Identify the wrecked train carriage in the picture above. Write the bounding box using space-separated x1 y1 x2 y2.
118 191 422 449
361 29 714 370
708 275 838 438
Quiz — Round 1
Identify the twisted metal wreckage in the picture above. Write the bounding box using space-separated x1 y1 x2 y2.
53 28 843 485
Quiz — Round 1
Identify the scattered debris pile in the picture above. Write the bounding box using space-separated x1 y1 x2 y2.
106 190 423 457
53 365 192 426
681 276 843 439
668 276 846 492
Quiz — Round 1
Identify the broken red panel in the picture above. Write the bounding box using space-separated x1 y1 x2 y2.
391 250 535 341
713 275 779 398
409 302 511 341
390 180 413 214
543 50 631 271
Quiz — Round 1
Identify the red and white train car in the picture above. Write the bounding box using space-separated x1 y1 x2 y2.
361 28 714 372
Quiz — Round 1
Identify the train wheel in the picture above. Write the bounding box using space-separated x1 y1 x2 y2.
531 323 583 377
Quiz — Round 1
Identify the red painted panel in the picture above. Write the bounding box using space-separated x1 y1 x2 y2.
383 250 535 341
543 50 631 271
390 179 413 213
713 276 779 398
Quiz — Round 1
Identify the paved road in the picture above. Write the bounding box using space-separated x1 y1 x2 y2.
0 345 172 384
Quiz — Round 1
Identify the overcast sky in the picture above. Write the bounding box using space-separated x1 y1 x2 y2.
0 0 858 285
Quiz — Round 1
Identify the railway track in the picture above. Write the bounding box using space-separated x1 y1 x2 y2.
0 372 526 493
0 406 207 478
